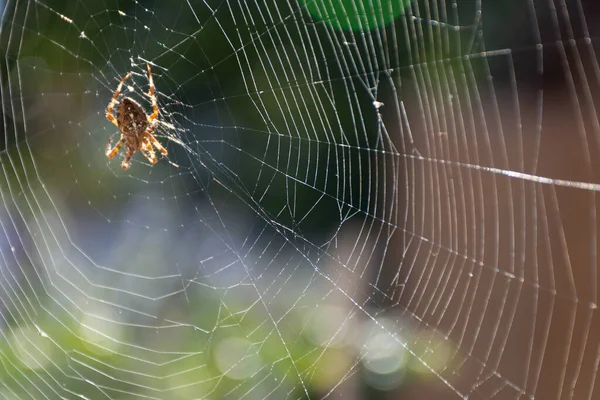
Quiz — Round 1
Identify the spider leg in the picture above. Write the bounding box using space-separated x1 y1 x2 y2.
106 71 132 127
146 63 159 122
121 147 135 170
146 131 168 157
106 134 125 159
140 137 157 165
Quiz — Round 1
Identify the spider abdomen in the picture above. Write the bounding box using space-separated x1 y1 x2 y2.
116 97 149 137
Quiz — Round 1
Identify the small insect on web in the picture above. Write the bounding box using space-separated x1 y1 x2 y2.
105 63 176 169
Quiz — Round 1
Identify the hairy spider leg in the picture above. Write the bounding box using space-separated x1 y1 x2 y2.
121 146 136 170
106 133 125 158
143 64 168 158
146 63 159 121
145 131 168 156
140 137 158 164
106 71 132 127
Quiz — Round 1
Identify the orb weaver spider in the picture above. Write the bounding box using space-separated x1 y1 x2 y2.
105 63 168 170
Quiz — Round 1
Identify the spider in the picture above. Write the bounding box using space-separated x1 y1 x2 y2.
105 63 168 170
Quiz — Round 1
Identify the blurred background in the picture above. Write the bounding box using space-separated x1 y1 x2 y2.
0 0 599 399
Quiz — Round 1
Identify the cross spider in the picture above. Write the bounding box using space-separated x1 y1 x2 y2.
105 63 168 170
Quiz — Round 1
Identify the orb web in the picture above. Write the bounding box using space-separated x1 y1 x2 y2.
0 0 599 399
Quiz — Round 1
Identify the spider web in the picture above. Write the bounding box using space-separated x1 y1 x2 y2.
0 0 599 398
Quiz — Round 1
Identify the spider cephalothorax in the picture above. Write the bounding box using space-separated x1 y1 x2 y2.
105 63 167 170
